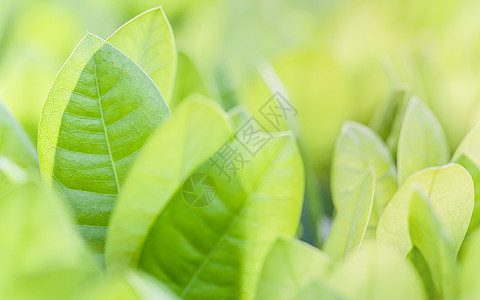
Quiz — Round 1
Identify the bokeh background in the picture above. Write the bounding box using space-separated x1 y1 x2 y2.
2 0 480 244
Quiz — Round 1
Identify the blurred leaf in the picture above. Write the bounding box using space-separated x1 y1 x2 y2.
108 7 176 102
106 96 233 269
408 188 458 298
331 121 397 232
170 51 220 110
407 247 436 300
255 237 333 300
452 122 480 234
324 169 374 261
0 99 38 173
0 181 99 299
270 51 355 173
294 281 346 300
459 228 480 298
369 89 410 157
77 271 178 300
397 97 450 185
37 33 171 254
107 98 304 299
329 242 426 300
377 164 473 256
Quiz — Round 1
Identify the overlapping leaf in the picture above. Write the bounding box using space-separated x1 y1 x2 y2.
170 51 219 110
106 96 233 269
377 164 473 256
331 121 397 231
459 228 480 298
0 181 99 299
325 169 374 261
255 237 333 300
329 243 426 300
106 100 304 299
452 122 480 233
409 188 457 298
108 7 176 102
37 33 171 254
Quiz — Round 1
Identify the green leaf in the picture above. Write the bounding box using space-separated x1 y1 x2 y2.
329 242 426 300
408 188 458 298
0 181 99 299
331 121 397 231
37 33 171 254
452 122 480 233
108 7 176 102
170 51 220 110
325 169 374 261
0 100 38 174
397 97 449 185
377 164 473 256
255 237 333 300
407 247 436 300
107 102 304 298
459 228 480 298
294 281 346 300
369 89 408 146
106 96 233 270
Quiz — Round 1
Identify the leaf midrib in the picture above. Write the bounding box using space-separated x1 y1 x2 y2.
88 37 121 194
179 142 287 298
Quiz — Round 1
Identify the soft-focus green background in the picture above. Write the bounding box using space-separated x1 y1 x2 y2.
2 0 480 191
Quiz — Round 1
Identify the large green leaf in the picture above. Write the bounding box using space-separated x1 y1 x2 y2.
452 122 480 233
0 100 38 173
106 96 233 269
324 169 374 261
329 243 426 300
397 97 449 185
108 7 176 102
37 33 171 254
255 237 333 300
0 181 99 299
408 188 457 298
331 121 397 231
377 164 473 256
107 103 304 299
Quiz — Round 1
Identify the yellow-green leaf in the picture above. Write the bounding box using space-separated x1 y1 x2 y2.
108 7 176 102
325 169 374 261
377 164 473 256
397 97 449 185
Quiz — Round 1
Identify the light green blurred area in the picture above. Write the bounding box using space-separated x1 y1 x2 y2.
1 0 480 176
